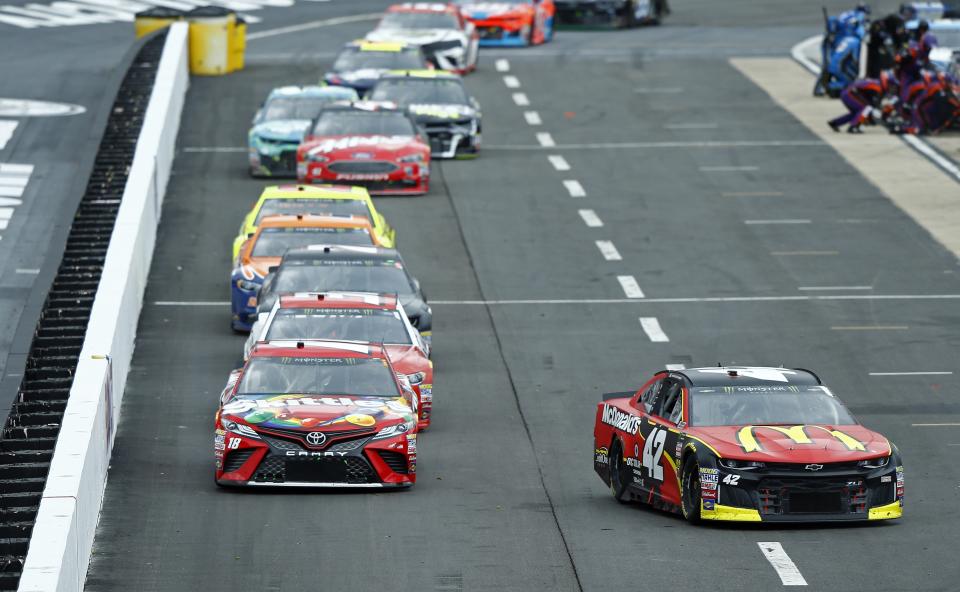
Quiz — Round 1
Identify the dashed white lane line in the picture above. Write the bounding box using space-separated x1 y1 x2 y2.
912 423 960 426
771 251 839 256
798 286 872 291
512 93 530 106
595 240 622 261
700 165 759 172
548 155 570 171
563 179 586 197
639 317 670 342
495 58 510 72
503 75 521 88
830 325 909 330
523 111 542 125
0 120 17 150
536 132 555 147
0 164 32 227
870 371 953 376
745 219 811 225
15 268 39 274
578 209 603 227
758 542 807 586
617 275 645 298
665 363 686 370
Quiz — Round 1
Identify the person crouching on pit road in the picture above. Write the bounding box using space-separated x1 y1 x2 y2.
828 70 898 133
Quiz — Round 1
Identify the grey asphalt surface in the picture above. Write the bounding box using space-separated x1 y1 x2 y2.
85 2 959 591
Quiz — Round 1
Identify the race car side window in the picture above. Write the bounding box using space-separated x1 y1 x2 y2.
639 379 663 413
653 379 681 421
663 385 684 425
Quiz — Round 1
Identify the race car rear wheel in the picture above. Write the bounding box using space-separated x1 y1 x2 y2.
680 455 702 524
608 439 630 503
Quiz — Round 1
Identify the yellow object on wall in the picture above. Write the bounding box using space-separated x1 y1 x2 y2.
229 17 247 72
187 7 235 76
134 7 183 38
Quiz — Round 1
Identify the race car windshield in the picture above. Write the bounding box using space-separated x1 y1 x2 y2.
255 199 370 224
266 308 412 344
369 79 469 106
689 386 857 427
238 356 398 398
251 227 374 257
262 97 338 121
379 12 458 30
312 111 415 136
274 260 415 296
333 49 424 72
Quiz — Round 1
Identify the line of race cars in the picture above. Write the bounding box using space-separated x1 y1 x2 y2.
221 0 903 526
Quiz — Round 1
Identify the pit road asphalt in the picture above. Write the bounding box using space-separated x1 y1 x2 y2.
84 1 959 591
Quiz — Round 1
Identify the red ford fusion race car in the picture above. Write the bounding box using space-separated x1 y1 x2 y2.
245 292 434 429
215 340 419 488
594 366 903 523
297 101 431 196
456 0 555 46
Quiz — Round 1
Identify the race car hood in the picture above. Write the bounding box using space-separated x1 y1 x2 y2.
303 134 421 158
367 28 464 47
407 103 477 124
331 68 390 83
222 393 416 432
383 344 429 374
250 119 312 142
691 424 891 463
460 2 533 19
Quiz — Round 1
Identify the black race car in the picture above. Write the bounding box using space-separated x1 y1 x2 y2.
555 0 669 27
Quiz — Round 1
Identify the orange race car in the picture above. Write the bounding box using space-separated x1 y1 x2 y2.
231 214 382 331
456 0 556 46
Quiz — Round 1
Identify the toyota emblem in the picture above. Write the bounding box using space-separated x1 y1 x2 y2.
805 464 824 471
305 432 326 446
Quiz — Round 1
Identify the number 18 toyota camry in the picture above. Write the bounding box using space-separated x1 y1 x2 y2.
593 367 903 523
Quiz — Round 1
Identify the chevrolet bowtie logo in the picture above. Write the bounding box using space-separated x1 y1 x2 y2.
805 464 824 471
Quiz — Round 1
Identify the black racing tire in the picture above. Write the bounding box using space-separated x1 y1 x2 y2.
608 439 630 503
680 455 702 524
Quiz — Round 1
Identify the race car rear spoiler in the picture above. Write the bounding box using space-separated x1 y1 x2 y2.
601 391 634 401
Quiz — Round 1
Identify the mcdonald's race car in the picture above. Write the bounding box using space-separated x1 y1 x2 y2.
554 0 667 27
245 292 434 429
456 0 555 46
365 3 479 74
594 366 903 523
215 340 418 488
297 102 431 196
248 86 359 178
230 214 382 332
232 184 396 260
369 70 481 159
323 40 430 96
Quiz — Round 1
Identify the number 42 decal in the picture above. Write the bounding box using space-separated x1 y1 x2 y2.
642 427 667 481
723 474 740 485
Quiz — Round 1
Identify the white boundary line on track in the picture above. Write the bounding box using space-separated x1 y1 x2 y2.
758 542 808 586
246 12 383 41
154 293 960 306
870 371 953 376
665 363 686 370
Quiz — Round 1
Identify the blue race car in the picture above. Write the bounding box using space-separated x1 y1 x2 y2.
323 40 429 96
248 86 358 177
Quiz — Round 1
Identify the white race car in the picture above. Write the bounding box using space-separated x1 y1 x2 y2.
366 3 480 74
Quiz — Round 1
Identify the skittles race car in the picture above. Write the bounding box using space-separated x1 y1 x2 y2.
369 70 481 159
248 85 359 177
554 0 667 27
232 184 396 260
323 40 430 96
230 214 383 332
594 366 903 523
245 292 434 429
297 101 431 196
365 3 479 74
215 340 419 488
456 0 555 46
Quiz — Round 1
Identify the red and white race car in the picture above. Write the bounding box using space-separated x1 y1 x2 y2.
215 340 419 488
297 101 431 196
245 292 435 429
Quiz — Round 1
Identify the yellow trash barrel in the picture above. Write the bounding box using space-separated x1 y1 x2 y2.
229 16 247 72
187 6 235 76
134 7 183 38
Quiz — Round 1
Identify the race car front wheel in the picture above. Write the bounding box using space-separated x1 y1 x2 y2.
680 455 702 524
609 439 630 503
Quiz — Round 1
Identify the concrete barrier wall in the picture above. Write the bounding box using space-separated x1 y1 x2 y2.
18 22 189 592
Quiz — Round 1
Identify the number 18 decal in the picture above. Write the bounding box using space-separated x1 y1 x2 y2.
642 427 667 481
228 437 241 450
